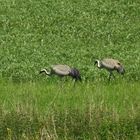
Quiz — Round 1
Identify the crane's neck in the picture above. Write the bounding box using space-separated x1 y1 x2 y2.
41 69 51 75
96 60 102 68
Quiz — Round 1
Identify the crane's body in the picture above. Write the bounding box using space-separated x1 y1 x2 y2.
51 64 71 76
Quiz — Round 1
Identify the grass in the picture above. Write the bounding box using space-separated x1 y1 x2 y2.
0 0 140 139
0 0 140 81
0 80 140 139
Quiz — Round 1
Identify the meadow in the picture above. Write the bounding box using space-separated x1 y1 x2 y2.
0 0 140 139
0 80 140 139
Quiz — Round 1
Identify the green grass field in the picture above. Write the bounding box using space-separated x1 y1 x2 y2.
0 0 140 139
0 80 140 139
0 0 140 81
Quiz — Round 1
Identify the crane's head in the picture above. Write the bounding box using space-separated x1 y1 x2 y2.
94 59 101 68
69 68 82 81
39 68 51 75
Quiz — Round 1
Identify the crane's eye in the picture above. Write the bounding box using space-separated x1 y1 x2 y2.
117 62 121 65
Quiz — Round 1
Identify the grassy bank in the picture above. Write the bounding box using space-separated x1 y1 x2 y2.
0 80 140 139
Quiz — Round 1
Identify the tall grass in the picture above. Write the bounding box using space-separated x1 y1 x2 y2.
0 80 140 139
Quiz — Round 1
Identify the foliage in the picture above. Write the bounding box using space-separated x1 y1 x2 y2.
0 0 140 139
0 81 140 139
0 0 140 81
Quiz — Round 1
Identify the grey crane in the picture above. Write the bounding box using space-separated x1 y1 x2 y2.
94 58 125 81
39 64 82 81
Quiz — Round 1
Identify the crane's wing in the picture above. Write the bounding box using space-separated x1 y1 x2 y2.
52 65 71 76
102 59 119 69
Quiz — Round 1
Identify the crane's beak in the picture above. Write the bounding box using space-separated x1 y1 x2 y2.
94 60 98 65
39 70 44 74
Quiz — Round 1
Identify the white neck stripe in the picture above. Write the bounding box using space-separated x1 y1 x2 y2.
97 60 101 68
41 69 50 75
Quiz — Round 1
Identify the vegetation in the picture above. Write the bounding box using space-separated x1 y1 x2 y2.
0 80 140 139
0 0 140 81
0 0 140 139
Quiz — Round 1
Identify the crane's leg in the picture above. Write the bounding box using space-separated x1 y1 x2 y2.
112 73 115 79
108 72 112 81
58 75 65 88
